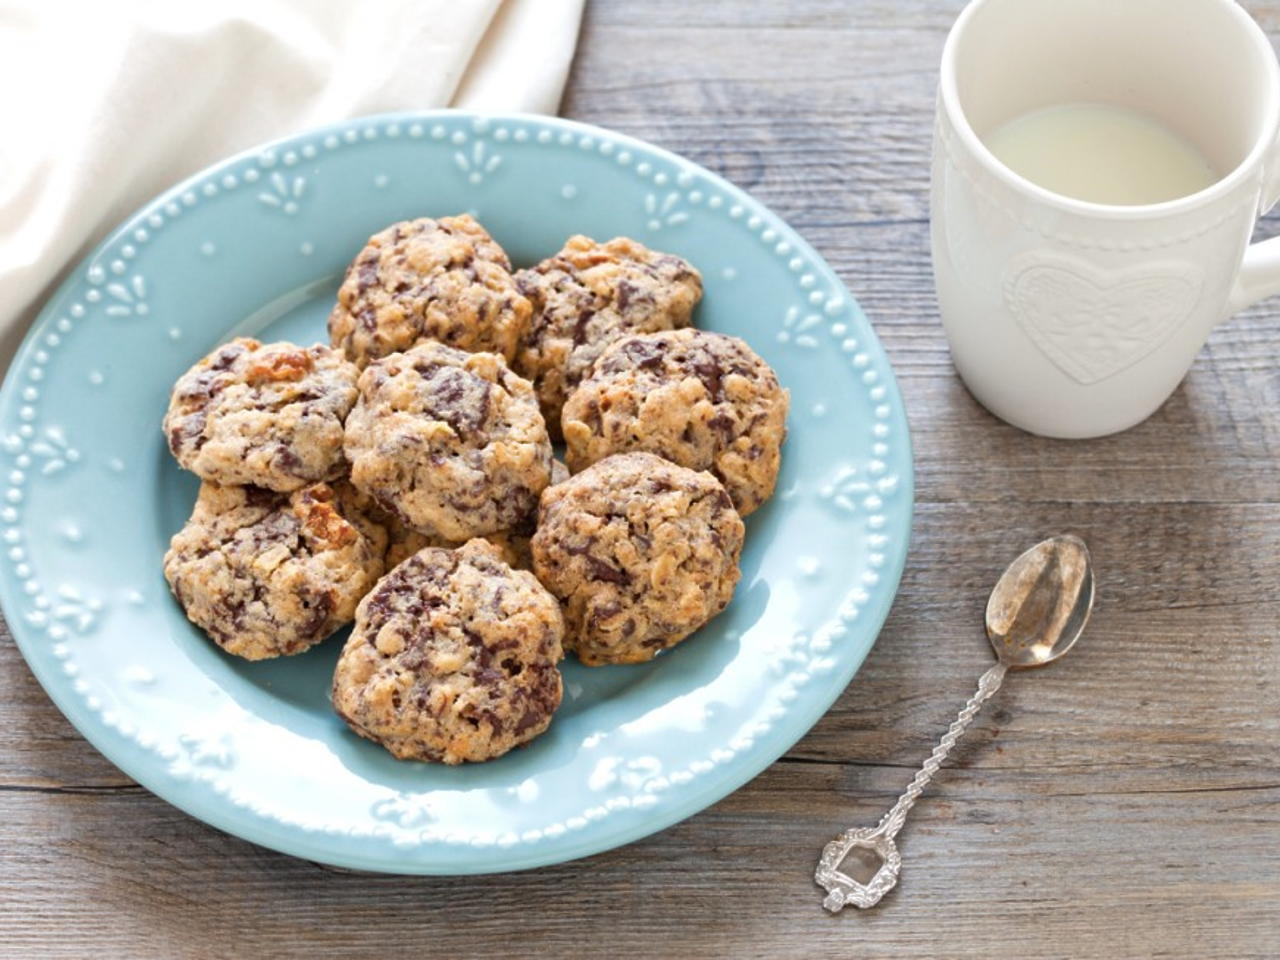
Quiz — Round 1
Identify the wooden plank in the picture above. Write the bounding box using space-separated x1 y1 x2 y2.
0 762 1275 959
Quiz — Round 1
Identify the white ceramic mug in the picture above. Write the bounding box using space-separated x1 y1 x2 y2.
933 0 1280 438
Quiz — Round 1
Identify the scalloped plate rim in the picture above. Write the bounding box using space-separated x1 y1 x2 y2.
0 109 914 874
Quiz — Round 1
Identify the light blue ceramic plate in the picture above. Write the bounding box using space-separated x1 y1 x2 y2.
0 111 912 873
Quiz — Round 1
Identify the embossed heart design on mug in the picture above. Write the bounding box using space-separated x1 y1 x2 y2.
1002 254 1202 385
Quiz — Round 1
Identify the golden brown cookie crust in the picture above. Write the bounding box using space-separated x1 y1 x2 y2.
381 519 533 572
378 457 567 569
163 481 387 660
163 339 359 492
344 341 553 542
531 452 744 666
328 215 531 368
561 328 788 515
331 539 565 763
514 235 701 433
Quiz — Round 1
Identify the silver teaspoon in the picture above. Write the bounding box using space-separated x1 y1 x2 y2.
815 535 1094 913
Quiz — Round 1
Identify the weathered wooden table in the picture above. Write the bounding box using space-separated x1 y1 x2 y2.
3 2 1277 957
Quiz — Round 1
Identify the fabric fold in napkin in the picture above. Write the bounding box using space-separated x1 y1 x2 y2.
0 0 586 372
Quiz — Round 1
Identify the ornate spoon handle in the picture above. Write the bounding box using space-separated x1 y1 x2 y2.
815 662 1008 912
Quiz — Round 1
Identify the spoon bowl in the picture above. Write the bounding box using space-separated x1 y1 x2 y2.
985 534 1094 668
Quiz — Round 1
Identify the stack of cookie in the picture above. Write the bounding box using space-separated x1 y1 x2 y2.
161 213 788 764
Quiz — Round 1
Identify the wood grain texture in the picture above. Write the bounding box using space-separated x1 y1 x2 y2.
2 1 1279 957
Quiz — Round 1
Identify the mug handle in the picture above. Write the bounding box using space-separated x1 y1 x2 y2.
1230 238 1280 313
1229 136 1280 313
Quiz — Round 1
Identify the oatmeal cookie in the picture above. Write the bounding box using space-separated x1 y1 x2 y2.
531 452 744 665
331 539 564 763
513 236 701 432
163 481 387 660
328 214 531 368
344 341 552 541
163 338 359 491
562 329 788 515
380 458 567 569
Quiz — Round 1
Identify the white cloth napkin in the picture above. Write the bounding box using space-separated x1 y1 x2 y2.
0 0 585 372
